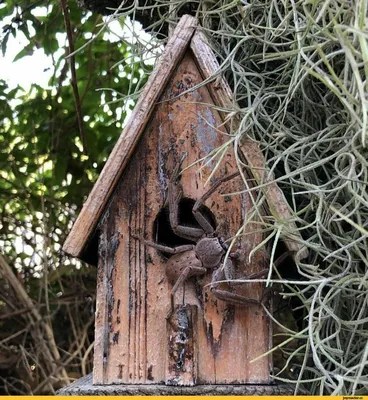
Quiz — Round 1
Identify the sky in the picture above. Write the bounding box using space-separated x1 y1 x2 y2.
0 6 54 90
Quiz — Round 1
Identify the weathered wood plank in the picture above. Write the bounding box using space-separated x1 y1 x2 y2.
190 30 308 260
57 373 302 395
93 51 271 385
92 227 108 384
63 15 198 259
166 305 198 386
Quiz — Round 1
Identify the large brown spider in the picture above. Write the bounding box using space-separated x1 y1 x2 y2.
133 157 268 318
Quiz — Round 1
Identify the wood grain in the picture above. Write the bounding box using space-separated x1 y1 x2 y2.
93 51 271 385
58 373 302 395
190 30 308 260
63 15 198 259
62 18 308 387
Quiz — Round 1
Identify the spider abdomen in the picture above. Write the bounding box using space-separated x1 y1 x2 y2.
166 251 203 284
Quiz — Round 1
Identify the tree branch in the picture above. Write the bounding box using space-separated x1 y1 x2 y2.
60 0 87 154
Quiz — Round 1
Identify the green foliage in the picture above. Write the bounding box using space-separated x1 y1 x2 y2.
0 1 149 394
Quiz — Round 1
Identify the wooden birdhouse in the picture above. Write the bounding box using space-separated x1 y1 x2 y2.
60 15 307 395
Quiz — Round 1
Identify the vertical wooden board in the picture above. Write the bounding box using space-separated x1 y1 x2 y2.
236 202 271 384
201 173 271 383
94 49 270 385
98 142 165 385
166 305 198 386
92 226 108 384
93 206 126 384
94 104 170 385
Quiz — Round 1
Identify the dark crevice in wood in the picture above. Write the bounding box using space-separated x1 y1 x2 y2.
79 231 99 266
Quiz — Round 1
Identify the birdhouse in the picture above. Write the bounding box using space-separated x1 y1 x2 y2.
60 15 307 395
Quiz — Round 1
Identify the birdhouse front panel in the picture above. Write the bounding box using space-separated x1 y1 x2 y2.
92 50 271 386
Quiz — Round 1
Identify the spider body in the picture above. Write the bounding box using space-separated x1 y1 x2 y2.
164 236 226 286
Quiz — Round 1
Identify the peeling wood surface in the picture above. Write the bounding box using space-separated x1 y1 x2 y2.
62 15 198 260
190 30 308 260
93 51 271 385
166 305 198 386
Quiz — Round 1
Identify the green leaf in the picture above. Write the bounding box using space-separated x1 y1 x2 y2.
1 31 9 56
18 22 31 41
13 43 34 62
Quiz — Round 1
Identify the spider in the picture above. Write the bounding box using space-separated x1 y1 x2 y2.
133 157 268 318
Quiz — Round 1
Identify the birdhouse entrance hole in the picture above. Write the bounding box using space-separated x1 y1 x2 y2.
153 197 216 259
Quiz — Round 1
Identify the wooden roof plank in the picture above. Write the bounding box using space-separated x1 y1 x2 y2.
63 15 197 258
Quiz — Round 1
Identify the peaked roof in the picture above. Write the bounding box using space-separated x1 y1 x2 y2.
63 14 307 263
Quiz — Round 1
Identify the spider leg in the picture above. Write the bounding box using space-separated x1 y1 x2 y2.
167 265 206 319
131 235 195 254
211 289 262 306
210 251 294 306
192 171 240 234
211 264 268 307
171 266 207 295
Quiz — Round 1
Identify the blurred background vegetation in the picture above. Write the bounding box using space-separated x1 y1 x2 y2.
0 1 151 393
